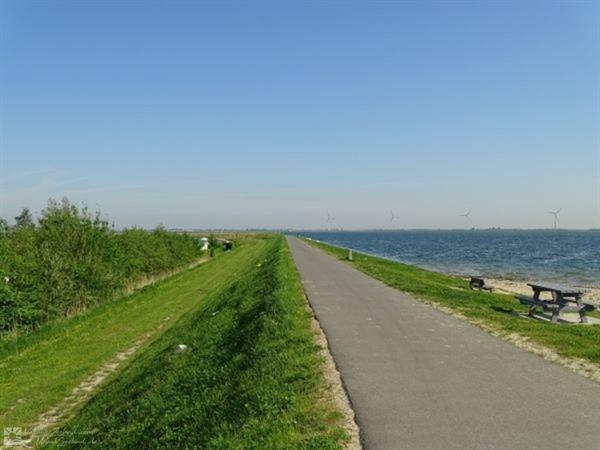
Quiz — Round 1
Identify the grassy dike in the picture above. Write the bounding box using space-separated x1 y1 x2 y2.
0 236 266 434
305 239 600 366
47 235 347 449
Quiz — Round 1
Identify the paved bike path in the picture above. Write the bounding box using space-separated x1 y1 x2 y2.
287 236 600 450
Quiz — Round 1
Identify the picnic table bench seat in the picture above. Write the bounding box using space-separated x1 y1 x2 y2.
515 295 594 311
516 294 596 323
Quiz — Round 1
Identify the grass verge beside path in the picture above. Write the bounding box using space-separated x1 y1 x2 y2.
0 236 267 433
306 239 600 367
49 234 347 449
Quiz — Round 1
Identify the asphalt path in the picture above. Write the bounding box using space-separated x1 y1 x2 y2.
287 236 600 450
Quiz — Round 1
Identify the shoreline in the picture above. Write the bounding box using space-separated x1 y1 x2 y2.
306 239 600 305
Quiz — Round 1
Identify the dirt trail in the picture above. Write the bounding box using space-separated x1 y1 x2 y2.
19 258 211 445
25 316 171 446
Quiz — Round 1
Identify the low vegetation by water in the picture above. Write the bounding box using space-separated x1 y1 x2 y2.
45 234 346 448
0 198 204 333
306 239 600 366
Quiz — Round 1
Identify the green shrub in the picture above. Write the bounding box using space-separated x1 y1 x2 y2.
0 199 203 333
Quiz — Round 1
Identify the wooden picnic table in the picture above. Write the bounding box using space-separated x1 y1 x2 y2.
528 282 583 300
516 282 594 324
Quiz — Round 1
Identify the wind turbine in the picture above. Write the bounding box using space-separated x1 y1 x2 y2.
548 208 561 229
390 211 399 223
326 211 335 228
459 209 472 229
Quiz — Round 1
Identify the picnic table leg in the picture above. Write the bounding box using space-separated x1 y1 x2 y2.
576 295 588 324
551 293 563 323
551 307 560 324
529 288 540 317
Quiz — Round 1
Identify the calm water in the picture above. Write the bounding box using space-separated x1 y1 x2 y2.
301 230 600 288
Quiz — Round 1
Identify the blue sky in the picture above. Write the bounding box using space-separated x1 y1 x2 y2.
1 1 598 229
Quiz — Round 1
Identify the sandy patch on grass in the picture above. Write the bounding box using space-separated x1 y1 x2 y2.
305 300 361 449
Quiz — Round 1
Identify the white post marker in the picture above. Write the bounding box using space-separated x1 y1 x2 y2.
348 249 353 261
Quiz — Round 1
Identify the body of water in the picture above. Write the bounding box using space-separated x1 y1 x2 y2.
300 230 600 288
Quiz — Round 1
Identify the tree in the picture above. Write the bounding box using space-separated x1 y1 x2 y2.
14 208 34 228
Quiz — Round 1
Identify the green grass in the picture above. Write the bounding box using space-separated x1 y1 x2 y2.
46 235 347 449
306 239 600 365
0 236 267 432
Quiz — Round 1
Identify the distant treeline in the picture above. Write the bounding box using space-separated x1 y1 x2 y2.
0 198 204 333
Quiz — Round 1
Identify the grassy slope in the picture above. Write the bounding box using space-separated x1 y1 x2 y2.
307 239 600 365
48 235 346 449
0 236 266 431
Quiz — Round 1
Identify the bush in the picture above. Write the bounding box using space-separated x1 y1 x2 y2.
0 199 203 333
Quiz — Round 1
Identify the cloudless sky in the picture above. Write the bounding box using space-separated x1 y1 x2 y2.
1 1 598 229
